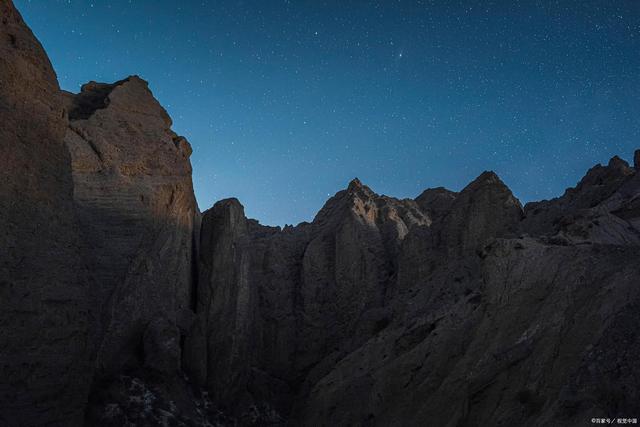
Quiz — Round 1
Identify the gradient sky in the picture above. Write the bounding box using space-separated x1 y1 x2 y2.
15 0 640 225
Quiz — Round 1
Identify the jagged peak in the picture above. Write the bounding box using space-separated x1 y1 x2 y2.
311 179 378 225
456 170 524 216
347 177 363 190
202 198 247 231
65 79 123 120
608 155 628 168
472 170 501 184
77 75 147 94
523 150 638 210
66 75 170 125
120 74 148 86
346 177 376 196
210 197 244 212
607 155 634 175
461 170 513 195
575 155 635 191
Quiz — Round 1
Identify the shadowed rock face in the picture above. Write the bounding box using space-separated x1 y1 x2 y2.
0 0 92 425
293 159 640 426
185 181 431 422
522 156 639 245
191 155 640 426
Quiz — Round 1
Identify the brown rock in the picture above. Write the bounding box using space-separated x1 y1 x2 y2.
63 75 199 381
523 151 639 245
296 239 640 426
415 186 457 222
186 198 252 395
187 180 431 420
0 1 92 425
192 163 640 426
432 171 523 255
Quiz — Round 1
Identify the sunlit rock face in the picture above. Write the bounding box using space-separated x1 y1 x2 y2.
63 76 200 380
0 0 92 424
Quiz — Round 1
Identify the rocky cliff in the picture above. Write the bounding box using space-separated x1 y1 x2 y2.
295 162 640 426
63 75 198 380
62 75 206 425
185 180 432 423
0 2 92 425
191 159 640 426
1 1 640 425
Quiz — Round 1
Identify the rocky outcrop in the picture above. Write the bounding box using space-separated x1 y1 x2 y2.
186 180 431 422
190 153 640 426
0 1 92 425
415 186 457 222
297 238 640 426
63 75 198 381
62 76 201 422
293 155 640 425
523 156 640 245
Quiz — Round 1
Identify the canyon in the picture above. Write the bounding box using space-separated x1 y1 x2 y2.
1 1 640 425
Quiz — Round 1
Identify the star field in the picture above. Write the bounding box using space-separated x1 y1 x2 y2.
15 0 640 225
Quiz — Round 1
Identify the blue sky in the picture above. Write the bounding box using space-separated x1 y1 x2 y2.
15 0 640 225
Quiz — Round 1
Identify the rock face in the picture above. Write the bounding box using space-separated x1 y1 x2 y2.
523 156 639 246
62 76 201 423
186 180 431 422
0 1 92 425
293 159 640 426
63 76 198 380
190 156 640 426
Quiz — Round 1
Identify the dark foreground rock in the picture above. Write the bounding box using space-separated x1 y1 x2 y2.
0 1 93 425
190 158 640 426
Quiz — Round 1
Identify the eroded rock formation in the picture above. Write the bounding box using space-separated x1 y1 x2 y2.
185 180 432 423
0 1 93 425
190 158 640 426
63 75 198 380
62 76 206 425
294 159 640 426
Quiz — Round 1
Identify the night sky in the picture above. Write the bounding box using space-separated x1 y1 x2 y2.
15 0 640 226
